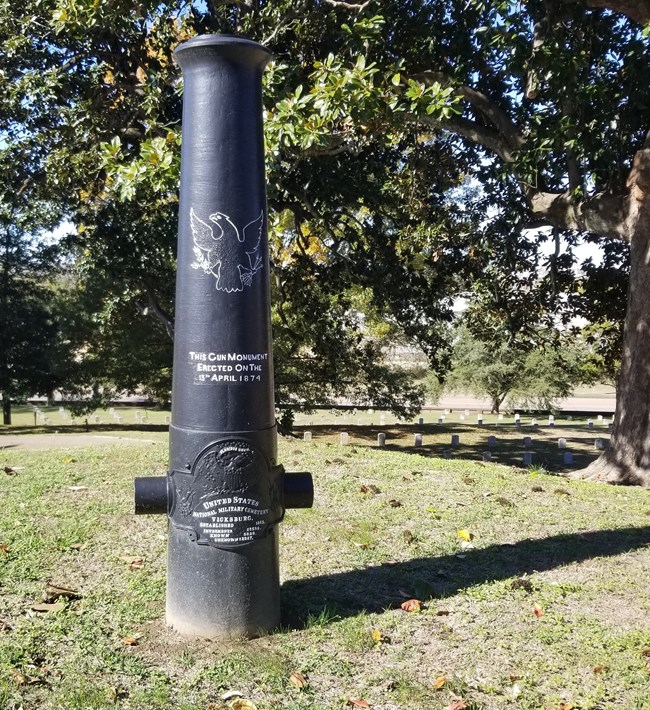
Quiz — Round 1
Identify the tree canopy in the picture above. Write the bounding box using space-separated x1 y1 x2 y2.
2 0 650 483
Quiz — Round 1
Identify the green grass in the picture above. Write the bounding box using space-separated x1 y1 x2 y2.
0 429 649 709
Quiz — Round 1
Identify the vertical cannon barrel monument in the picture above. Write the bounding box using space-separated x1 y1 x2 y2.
134 34 313 639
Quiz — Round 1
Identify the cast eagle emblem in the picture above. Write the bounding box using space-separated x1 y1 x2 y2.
189 208 264 293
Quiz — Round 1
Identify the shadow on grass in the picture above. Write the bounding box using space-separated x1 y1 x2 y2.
281 525 650 628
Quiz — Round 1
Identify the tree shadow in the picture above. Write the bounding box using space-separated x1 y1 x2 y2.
281 526 650 628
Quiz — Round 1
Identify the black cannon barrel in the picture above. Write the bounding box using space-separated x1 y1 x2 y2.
134 34 313 638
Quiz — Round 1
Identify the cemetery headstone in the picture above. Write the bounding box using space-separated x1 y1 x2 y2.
482 451 492 462
558 438 567 449
522 452 532 466
414 433 423 447
487 435 497 448
340 432 349 445
377 433 386 447
523 436 532 446
563 451 574 465
451 434 460 447
595 438 605 450
303 431 312 442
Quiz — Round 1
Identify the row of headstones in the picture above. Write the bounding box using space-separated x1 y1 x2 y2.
321 413 613 428
301 430 604 466
31 405 172 426
434 411 613 429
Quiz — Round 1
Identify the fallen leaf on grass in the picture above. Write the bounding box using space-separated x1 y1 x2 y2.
641 648 650 657
0 544 9 554
289 671 308 689
10 668 26 685
388 499 402 507
593 665 608 673
30 602 65 613
457 529 473 542
402 530 414 544
229 700 257 710
121 633 143 646
533 602 544 618
345 698 370 708
436 609 450 616
44 584 81 602
531 485 544 492
508 674 521 681
400 599 421 612
359 485 369 493
119 556 144 570
554 488 571 496
371 629 390 644
0 618 14 631
496 497 515 507
432 675 446 689
447 701 468 710
63 457 76 463
559 704 575 710
4 466 17 475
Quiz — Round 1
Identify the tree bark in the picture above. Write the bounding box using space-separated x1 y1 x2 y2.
2 395 11 425
574 194 650 487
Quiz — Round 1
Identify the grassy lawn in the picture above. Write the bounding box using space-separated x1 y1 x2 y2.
1 420 649 709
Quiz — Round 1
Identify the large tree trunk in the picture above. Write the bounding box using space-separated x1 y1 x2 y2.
576 192 650 486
